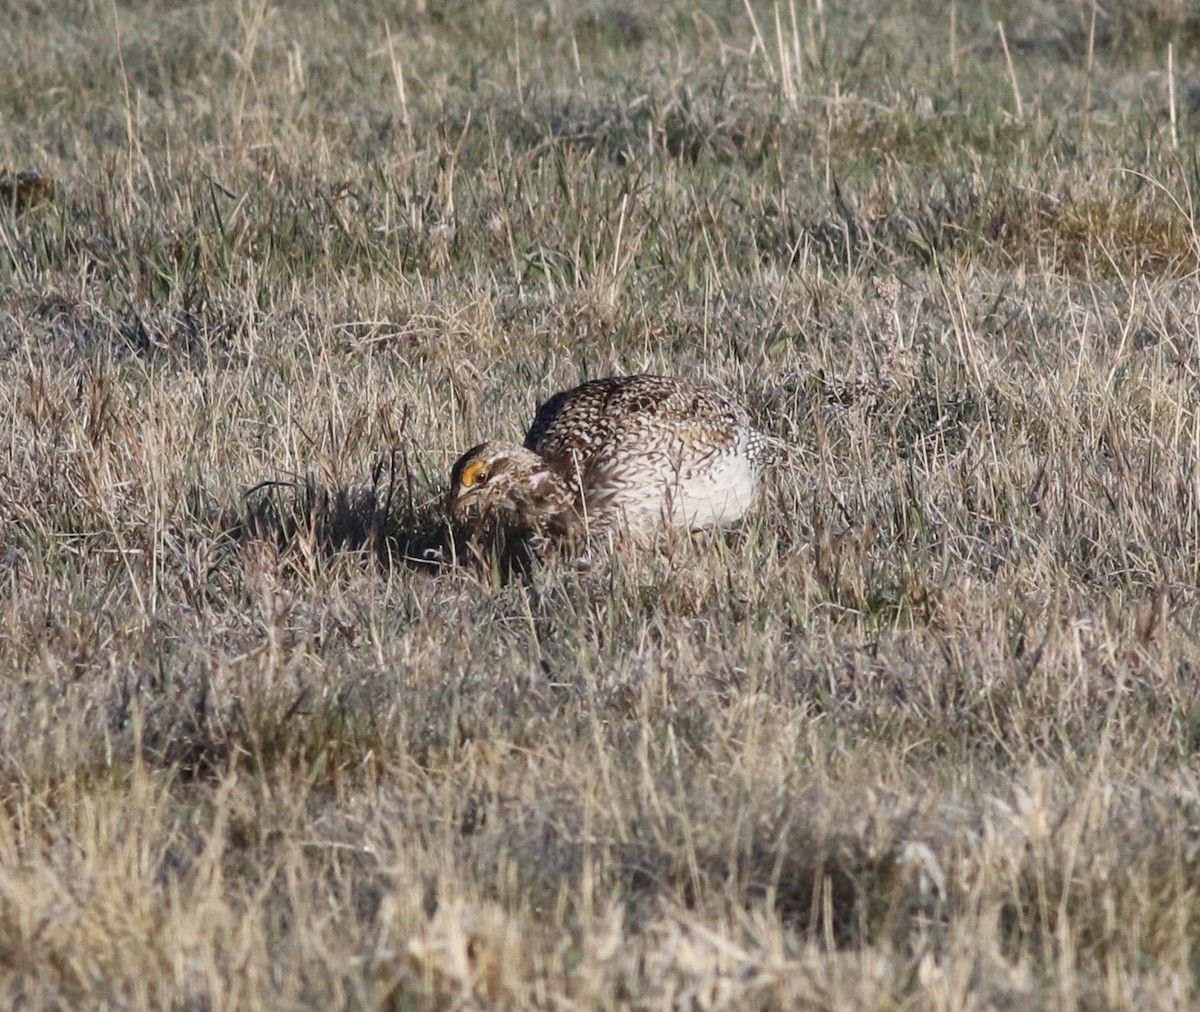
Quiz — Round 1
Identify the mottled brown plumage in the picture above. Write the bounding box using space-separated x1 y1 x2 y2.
448 375 770 540
447 442 578 538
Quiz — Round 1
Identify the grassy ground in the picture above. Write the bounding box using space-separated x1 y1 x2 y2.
3 0 1200 1008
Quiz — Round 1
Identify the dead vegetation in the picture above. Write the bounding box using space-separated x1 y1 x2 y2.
3 0 1200 1008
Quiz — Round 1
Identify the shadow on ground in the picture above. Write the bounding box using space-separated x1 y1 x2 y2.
225 457 541 582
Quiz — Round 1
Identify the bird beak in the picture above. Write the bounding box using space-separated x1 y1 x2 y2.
447 483 474 521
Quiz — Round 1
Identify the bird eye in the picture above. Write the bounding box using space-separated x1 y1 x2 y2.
462 461 490 487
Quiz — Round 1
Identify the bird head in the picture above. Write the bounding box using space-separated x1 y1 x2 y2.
447 442 574 532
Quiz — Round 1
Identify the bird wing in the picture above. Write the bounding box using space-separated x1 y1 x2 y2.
527 372 736 440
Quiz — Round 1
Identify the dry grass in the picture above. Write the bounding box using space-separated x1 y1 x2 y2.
3 0 1200 1008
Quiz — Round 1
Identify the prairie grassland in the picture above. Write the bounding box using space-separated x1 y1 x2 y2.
4 0 1200 1008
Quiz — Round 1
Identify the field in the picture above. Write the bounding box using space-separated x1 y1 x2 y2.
4 0 1200 1008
